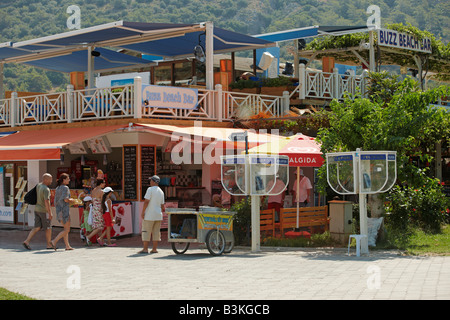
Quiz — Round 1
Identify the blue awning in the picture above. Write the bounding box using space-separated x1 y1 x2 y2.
0 42 33 60
23 47 155 73
254 26 319 42
121 27 275 58
6 21 274 62
253 25 369 42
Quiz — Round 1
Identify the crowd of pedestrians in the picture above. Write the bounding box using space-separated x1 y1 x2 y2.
22 172 165 254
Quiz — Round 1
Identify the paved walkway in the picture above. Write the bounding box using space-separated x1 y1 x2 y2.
0 226 449 300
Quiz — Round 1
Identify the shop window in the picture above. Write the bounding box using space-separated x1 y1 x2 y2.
154 65 172 85
174 61 192 85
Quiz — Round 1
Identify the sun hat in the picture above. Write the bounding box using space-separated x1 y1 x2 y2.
102 187 114 193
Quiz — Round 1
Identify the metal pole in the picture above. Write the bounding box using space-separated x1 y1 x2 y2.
369 31 376 72
356 148 369 255
358 193 369 255
251 195 261 252
296 166 300 229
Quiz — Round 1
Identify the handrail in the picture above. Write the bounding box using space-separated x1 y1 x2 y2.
0 70 370 128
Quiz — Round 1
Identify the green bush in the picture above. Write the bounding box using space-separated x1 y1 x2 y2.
231 198 251 245
229 79 260 90
260 76 294 87
385 177 449 234
229 76 294 90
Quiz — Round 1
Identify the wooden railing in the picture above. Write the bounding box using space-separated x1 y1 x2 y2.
0 79 290 128
294 64 367 101
0 69 371 128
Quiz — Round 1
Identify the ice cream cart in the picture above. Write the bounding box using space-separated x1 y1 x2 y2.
167 208 235 256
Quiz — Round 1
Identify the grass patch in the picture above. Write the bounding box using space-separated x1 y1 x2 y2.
399 225 450 255
0 288 35 300
370 224 450 256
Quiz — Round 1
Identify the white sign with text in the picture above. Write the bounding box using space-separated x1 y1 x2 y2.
378 28 432 54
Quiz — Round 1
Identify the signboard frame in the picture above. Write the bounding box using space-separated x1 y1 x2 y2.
140 144 157 201
142 85 199 110
377 28 432 54
122 144 138 201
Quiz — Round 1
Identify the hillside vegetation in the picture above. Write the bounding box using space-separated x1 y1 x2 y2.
0 0 448 92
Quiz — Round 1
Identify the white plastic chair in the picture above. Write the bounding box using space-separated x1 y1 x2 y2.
348 234 367 257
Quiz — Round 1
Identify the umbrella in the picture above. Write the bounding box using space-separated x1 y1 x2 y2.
247 133 324 228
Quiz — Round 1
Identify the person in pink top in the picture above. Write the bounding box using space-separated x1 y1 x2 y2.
265 177 286 222
292 169 312 207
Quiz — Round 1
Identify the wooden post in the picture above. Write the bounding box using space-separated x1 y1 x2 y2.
10 92 17 127
66 84 74 123
216 84 223 122
134 77 142 119
299 64 306 100
205 21 214 90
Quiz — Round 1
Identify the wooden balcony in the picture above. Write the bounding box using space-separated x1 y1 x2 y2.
0 67 372 129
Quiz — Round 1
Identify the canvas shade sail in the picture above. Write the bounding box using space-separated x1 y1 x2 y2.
134 123 279 151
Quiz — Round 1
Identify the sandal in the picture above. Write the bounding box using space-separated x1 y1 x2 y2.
22 242 31 250
137 250 148 254
48 241 57 251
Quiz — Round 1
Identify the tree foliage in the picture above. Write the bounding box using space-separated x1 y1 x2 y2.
305 23 450 80
317 72 450 183
315 72 450 230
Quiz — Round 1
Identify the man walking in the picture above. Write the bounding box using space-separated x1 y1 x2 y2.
23 173 55 250
138 175 165 254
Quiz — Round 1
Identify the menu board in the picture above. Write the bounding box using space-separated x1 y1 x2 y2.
141 145 156 200
123 145 138 200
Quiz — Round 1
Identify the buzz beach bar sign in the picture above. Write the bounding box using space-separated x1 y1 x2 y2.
377 28 432 54
142 85 198 109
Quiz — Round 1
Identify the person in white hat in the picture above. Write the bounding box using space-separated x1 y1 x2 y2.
98 187 116 247
138 175 165 254
292 169 312 207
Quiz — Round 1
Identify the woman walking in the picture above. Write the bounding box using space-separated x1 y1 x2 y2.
85 179 105 246
51 173 75 250
98 187 116 247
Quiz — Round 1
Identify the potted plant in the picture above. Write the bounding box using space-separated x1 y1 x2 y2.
229 79 260 94
260 76 296 96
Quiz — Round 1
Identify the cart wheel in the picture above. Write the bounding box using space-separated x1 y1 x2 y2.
205 230 226 256
224 233 235 254
171 242 190 254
